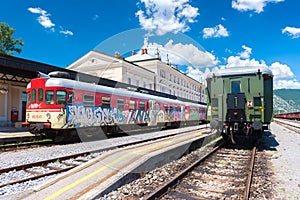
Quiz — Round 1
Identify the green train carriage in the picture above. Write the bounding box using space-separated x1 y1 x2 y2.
206 66 273 143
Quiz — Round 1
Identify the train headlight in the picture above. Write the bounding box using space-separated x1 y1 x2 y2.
46 113 51 120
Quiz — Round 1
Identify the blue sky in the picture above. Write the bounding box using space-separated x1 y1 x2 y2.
1 0 300 89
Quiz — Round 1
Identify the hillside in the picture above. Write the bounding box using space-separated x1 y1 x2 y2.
273 89 300 114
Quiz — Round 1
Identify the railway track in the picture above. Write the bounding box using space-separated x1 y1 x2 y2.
144 144 257 200
0 126 209 193
274 118 300 133
0 138 54 152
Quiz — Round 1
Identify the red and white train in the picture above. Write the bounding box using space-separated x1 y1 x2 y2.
22 72 206 141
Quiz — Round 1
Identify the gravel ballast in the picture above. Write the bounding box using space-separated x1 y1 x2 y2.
268 122 300 199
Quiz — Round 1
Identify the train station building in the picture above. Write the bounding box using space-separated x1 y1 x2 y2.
67 49 206 103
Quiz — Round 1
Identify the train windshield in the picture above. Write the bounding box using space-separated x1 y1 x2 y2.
46 91 54 105
56 91 67 105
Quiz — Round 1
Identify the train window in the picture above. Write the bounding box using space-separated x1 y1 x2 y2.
102 96 111 109
129 100 136 110
155 103 160 111
38 88 43 102
56 91 67 105
164 105 168 112
231 81 241 94
26 92 30 105
32 89 36 103
46 90 54 105
140 101 145 111
117 99 124 111
254 97 262 106
67 92 74 105
248 78 251 93
83 95 94 107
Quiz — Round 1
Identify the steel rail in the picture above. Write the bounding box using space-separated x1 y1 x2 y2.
143 141 223 200
243 145 257 200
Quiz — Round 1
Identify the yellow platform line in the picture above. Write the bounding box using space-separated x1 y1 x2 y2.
44 140 173 200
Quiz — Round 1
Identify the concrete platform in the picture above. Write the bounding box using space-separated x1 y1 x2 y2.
0 126 33 138
20 128 213 200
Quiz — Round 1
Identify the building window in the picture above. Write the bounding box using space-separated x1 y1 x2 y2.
136 80 139 87
127 77 131 85
143 82 146 88
160 70 166 78
26 92 30 105
149 83 152 90
170 74 172 81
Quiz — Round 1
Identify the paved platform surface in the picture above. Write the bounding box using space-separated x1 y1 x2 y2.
0 126 33 138
20 128 210 200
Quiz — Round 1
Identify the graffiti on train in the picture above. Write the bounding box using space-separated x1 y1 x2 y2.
65 105 148 127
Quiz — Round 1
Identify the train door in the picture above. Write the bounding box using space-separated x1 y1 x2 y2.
21 92 27 122
148 100 157 126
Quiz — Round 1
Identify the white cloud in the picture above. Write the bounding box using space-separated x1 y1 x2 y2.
282 26 300 39
28 7 73 36
238 45 252 59
185 66 204 82
269 62 294 79
275 79 300 89
223 45 300 89
28 7 55 28
142 39 219 67
232 0 284 13
136 0 199 36
60 29 74 36
203 24 229 39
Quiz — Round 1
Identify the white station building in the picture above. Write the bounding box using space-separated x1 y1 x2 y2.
67 49 206 103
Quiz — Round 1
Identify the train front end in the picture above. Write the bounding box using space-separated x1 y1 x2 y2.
206 66 273 143
22 76 70 139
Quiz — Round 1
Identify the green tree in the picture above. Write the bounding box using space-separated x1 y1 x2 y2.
0 22 24 55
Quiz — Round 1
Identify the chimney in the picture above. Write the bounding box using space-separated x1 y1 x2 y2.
145 48 147 54
166 54 170 65
132 50 135 56
114 51 120 58
141 49 145 55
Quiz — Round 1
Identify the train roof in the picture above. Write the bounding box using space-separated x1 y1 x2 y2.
44 77 205 107
207 66 273 79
